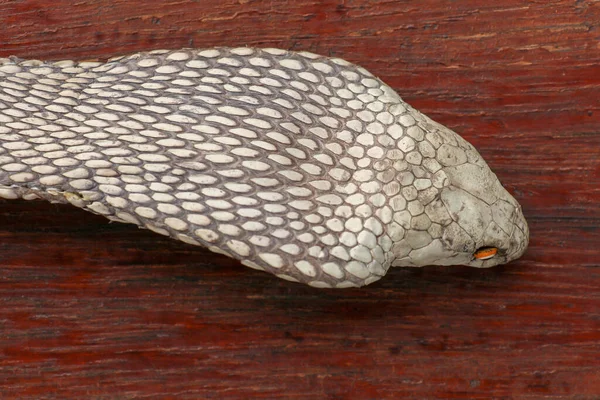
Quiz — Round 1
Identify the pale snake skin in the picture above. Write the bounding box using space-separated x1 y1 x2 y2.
0 47 529 288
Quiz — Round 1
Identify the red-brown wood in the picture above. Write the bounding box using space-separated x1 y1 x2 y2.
1 1 599 398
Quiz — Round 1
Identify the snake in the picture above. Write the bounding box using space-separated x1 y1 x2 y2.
0 47 529 288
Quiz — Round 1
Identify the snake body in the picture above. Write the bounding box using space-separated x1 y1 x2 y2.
0 48 528 288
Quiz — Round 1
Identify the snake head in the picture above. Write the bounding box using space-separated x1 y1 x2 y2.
388 108 529 269
435 164 529 268
420 176 530 268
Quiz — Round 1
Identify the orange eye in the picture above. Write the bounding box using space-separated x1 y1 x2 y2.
474 247 498 260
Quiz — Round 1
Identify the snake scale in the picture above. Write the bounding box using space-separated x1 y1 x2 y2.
0 47 529 288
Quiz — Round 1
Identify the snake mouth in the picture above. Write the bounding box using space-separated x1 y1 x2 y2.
473 246 498 260
469 247 510 268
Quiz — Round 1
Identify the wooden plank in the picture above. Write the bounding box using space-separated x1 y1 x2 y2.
1 0 599 398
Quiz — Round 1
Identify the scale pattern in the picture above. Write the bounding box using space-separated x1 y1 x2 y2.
0 48 529 288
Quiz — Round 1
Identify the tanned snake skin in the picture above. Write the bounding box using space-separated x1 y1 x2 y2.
0 48 529 288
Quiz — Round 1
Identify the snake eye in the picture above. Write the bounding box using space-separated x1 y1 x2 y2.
474 247 498 260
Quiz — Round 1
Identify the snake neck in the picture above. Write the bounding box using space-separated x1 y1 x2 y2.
0 57 106 202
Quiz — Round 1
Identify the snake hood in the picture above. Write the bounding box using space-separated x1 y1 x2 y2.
0 47 528 288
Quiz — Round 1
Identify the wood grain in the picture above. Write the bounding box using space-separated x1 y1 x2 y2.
1 0 599 398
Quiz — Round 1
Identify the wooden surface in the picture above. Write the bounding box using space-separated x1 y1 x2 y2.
1 1 599 398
